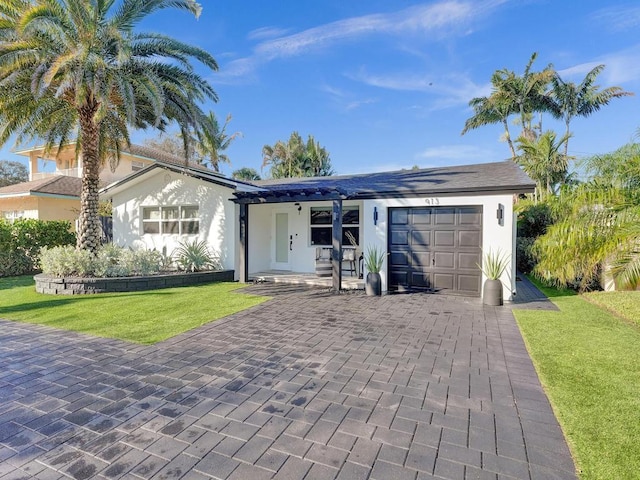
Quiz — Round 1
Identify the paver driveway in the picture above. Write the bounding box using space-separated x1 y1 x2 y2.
0 285 577 480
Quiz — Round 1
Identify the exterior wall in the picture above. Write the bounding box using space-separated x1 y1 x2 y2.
0 196 40 219
362 194 516 300
36 197 80 225
99 153 153 186
247 201 364 275
108 170 237 272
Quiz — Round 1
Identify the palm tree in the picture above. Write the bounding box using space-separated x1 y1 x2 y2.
516 130 571 200
462 84 517 158
0 0 217 253
546 65 633 158
262 132 334 178
534 185 640 290
462 53 554 157
232 167 261 181
194 112 242 172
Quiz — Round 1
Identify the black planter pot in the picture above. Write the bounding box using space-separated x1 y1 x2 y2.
483 278 503 306
365 272 382 296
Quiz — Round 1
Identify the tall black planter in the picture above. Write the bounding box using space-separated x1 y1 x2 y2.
365 272 382 296
483 278 503 306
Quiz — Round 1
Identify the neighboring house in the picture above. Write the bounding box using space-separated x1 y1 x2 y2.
101 160 535 299
0 143 197 225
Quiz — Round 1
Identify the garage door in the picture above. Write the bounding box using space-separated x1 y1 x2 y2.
388 206 483 295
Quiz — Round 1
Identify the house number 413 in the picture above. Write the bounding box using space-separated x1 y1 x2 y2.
424 198 440 205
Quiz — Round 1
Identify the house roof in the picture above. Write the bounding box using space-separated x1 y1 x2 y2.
99 160 262 197
0 176 82 199
234 160 535 204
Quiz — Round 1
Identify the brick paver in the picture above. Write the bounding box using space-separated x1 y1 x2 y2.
0 283 577 479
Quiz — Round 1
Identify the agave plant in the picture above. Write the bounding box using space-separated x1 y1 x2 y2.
479 249 510 280
363 245 386 274
173 240 220 273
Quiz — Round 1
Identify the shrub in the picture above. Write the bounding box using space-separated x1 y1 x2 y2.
516 237 537 274
40 245 93 277
517 201 554 238
174 239 220 272
40 244 164 277
0 219 75 277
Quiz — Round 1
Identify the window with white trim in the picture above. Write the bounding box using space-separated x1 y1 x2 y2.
2 211 25 222
131 160 145 172
142 206 199 235
310 206 359 246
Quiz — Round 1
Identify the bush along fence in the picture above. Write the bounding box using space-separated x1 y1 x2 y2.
0 219 75 277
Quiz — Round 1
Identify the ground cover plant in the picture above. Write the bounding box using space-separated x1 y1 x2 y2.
513 279 640 479
0 276 268 344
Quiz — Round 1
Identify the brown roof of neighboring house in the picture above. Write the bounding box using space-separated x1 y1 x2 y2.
0 176 82 198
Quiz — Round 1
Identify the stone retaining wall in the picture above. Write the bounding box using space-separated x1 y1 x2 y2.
35 270 235 295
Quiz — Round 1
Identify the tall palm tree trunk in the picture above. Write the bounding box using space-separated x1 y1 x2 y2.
502 119 516 159
77 109 102 254
564 119 571 158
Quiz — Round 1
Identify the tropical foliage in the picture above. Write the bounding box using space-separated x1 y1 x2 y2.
479 249 510 280
462 52 631 161
173 239 220 272
232 167 261 181
516 130 572 199
0 0 218 253
262 132 334 178
363 245 386 273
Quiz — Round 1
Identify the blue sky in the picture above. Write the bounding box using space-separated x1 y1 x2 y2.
6 0 640 177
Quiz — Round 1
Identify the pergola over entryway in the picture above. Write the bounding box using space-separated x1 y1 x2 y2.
232 187 355 292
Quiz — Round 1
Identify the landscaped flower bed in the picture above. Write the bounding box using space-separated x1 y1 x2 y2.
35 270 234 295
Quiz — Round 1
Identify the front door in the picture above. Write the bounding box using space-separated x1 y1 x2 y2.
272 211 290 269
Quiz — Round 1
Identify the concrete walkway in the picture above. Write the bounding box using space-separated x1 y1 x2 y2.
0 285 577 480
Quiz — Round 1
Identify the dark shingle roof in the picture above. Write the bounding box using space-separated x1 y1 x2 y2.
124 144 214 171
239 161 535 201
0 176 81 198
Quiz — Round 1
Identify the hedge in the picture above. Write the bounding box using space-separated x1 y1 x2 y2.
0 219 75 277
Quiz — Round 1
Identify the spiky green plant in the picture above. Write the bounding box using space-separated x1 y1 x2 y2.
479 249 510 280
363 245 385 274
173 239 220 273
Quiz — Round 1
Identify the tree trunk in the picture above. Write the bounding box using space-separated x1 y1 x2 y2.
564 118 571 159
76 107 102 254
502 119 516 159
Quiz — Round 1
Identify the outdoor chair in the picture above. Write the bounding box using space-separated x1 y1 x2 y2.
342 248 357 277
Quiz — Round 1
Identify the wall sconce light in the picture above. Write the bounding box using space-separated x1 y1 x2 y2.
294 202 301 214
496 203 504 226
373 206 378 226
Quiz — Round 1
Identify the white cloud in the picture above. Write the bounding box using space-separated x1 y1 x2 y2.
347 69 491 109
558 44 640 85
320 83 377 112
247 26 291 41
218 0 507 81
592 5 640 32
417 144 495 161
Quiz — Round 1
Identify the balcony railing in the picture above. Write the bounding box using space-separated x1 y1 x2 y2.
31 168 81 180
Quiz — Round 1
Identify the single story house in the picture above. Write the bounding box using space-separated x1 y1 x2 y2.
100 160 535 299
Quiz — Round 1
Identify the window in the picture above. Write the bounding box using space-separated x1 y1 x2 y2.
142 206 199 234
131 160 145 172
310 206 359 246
2 211 25 222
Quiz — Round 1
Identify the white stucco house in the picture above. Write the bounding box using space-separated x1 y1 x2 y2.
100 160 535 300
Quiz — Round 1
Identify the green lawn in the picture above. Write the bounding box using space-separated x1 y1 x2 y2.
582 290 640 327
0 276 269 344
514 279 640 480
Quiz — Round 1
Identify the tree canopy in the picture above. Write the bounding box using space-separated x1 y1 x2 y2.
232 167 261 181
0 160 28 187
262 132 334 178
0 0 218 252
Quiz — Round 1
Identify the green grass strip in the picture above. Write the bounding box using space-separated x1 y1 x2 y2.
0 276 268 344
514 279 640 479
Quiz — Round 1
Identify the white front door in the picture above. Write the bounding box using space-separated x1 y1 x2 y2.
272 211 290 269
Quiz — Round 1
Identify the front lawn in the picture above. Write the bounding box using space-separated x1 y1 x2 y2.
582 290 640 327
0 276 268 344
514 280 640 480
